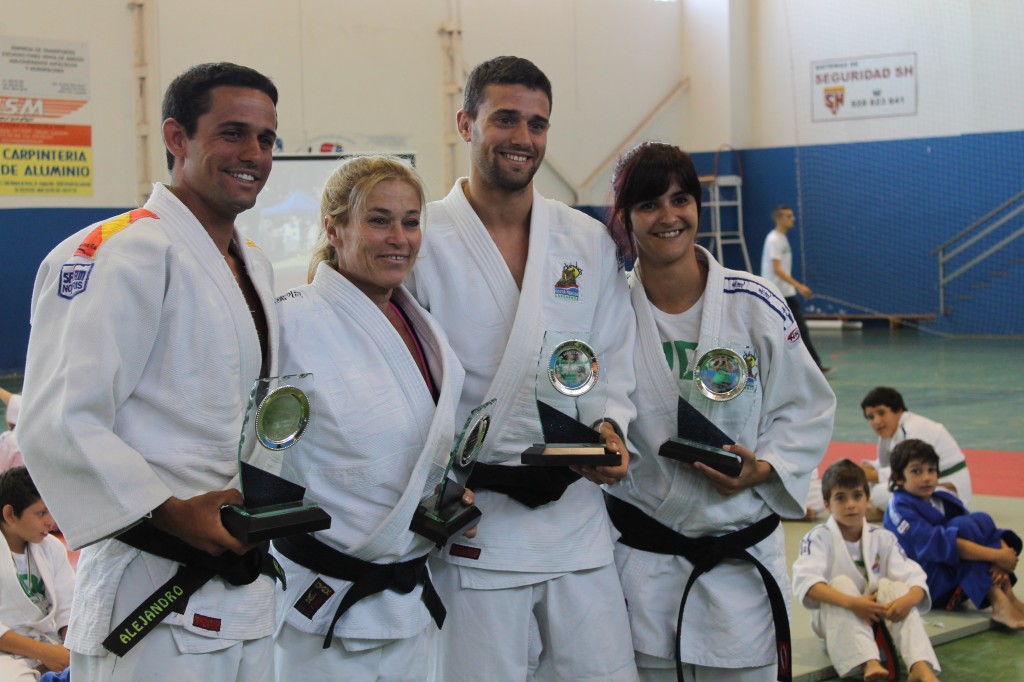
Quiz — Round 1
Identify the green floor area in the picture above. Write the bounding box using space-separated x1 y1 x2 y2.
811 327 1024 451
814 629 1024 681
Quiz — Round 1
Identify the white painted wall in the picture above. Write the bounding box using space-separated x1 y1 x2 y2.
2 0 1022 210
750 0 1024 148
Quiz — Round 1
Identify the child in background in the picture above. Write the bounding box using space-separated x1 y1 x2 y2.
884 439 1024 629
794 459 940 681
0 389 24 471
0 467 74 680
860 387 971 521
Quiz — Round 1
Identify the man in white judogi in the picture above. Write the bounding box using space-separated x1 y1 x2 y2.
407 56 639 681
19 63 281 682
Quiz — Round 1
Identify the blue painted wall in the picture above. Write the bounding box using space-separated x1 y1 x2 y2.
693 130 1024 337
0 208 131 373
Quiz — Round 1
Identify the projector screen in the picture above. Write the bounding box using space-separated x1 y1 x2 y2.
235 153 415 295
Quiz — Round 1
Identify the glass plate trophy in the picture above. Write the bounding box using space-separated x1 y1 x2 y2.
220 373 332 543
521 331 621 466
410 399 495 546
658 348 745 477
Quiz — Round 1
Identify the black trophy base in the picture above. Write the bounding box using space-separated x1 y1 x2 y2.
409 482 481 547
521 444 622 467
221 502 331 544
658 437 742 477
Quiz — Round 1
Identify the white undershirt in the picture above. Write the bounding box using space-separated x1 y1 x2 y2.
650 291 704 402
12 548 49 613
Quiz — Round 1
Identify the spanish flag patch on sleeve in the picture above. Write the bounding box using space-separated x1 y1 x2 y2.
74 208 158 259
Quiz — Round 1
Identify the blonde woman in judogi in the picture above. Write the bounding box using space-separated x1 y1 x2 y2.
407 57 639 681
602 143 835 682
271 156 472 680
19 64 282 681
793 460 940 681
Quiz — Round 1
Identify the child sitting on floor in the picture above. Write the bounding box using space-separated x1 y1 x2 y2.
794 459 940 681
0 466 74 680
884 439 1024 629
860 387 972 521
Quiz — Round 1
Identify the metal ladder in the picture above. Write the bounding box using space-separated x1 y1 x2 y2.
699 173 751 271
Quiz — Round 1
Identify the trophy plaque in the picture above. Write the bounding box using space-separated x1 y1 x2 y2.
521 333 621 467
659 437 742 477
410 399 495 546
658 381 743 477
221 373 331 543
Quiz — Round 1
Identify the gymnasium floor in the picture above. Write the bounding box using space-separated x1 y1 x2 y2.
2 324 1022 679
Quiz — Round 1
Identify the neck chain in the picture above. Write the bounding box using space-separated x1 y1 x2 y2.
16 546 33 597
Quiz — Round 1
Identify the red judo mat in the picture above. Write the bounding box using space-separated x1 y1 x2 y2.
823 442 1024 499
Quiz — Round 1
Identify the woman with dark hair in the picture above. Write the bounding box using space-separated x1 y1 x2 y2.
603 142 836 681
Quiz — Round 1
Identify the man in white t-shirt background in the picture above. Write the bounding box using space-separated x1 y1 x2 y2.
760 204 827 373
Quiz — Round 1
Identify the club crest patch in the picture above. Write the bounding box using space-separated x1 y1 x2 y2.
554 262 582 300
743 351 759 391
58 263 94 300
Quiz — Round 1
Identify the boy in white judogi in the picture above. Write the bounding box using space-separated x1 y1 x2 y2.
793 460 939 681
0 467 74 681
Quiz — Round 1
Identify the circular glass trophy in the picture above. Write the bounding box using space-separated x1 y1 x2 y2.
255 386 310 450
548 340 599 397
221 374 330 544
410 399 495 546
694 348 748 402
455 407 491 470
522 332 618 466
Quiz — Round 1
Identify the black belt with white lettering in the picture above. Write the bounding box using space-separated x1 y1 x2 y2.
101 521 286 657
272 532 445 649
467 462 581 508
605 493 790 682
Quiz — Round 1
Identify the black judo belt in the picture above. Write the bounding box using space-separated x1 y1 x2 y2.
467 462 581 508
102 522 286 657
605 493 791 682
272 532 445 649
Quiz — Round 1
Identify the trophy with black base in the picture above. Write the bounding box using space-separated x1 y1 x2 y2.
410 399 495 546
221 373 332 543
658 348 747 477
521 331 620 467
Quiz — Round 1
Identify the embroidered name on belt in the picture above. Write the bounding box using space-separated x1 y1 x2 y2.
102 580 187 656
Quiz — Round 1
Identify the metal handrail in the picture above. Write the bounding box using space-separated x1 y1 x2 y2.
931 188 1024 256
935 189 1024 314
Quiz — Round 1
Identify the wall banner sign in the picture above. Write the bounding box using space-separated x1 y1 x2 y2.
1 36 91 196
811 52 917 122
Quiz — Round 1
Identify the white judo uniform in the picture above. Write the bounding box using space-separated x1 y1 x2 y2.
607 247 835 674
864 411 971 510
0 535 75 680
407 179 638 681
792 517 939 677
18 184 278 679
272 263 465 678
